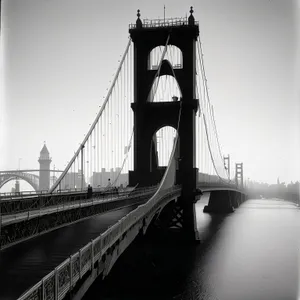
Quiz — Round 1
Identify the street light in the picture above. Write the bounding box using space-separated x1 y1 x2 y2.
18 158 22 171
86 161 89 185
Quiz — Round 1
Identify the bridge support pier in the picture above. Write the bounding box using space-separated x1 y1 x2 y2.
153 199 200 242
230 191 240 208
181 198 200 241
203 190 235 213
241 193 247 204
173 167 200 242
149 197 199 242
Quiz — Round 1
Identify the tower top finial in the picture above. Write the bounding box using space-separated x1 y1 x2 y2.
39 143 51 163
136 9 142 28
188 6 195 25
40 144 49 155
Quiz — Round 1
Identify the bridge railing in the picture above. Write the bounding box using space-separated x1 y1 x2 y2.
0 190 50 199
0 185 158 218
17 185 181 300
197 181 238 189
196 181 246 197
129 17 199 29
0 187 106 200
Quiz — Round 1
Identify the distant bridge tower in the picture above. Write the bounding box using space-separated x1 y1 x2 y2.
15 179 20 193
128 8 199 239
235 162 243 188
38 144 52 190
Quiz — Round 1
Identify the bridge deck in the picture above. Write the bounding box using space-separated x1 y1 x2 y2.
0 205 138 300
2 194 127 226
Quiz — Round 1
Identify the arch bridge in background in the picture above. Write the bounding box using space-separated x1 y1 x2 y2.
0 169 64 192
0 171 40 191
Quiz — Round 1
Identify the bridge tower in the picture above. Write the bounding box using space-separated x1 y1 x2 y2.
38 144 52 191
128 8 199 239
235 162 243 187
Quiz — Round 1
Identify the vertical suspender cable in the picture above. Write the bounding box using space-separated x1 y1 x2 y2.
49 38 131 193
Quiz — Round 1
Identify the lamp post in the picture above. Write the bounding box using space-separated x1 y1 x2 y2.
18 158 22 170
223 155 230 180
16 158 22 193
53 164 56 186
86 160 90 188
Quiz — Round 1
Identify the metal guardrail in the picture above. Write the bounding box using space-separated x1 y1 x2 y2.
0 190 50 198
17 185 181 300
0 188 91 200
0 186 148 200
150 63 182 70
0 180 243 222
129 18 199 29
197 183 245 195
196 174 241 190
198 181 238 189
0 186 159 250
0 186 158 219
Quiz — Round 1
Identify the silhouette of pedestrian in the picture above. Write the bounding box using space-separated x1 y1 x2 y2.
87 184 93 199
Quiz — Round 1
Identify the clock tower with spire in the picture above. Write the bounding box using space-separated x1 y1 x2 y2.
38 143 52 191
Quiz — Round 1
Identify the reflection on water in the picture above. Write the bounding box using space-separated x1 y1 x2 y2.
189 198 300 300
84 198 299 300
196 192 213 239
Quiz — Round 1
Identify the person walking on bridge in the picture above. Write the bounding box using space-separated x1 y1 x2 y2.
87 184 93 199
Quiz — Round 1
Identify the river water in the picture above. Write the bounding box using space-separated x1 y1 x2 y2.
84 196 300 300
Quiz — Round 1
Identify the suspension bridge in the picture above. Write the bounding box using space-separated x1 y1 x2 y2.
0 8 247 300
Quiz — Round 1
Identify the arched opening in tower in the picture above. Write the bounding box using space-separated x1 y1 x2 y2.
148 45 183 70
149 75 181 102
152 126 177 167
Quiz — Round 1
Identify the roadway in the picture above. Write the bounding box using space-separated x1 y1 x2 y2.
0 204 139 300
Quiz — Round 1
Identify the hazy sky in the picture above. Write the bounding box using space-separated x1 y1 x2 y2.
0 0 299 187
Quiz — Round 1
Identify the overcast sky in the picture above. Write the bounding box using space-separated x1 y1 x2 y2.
0 0 299 190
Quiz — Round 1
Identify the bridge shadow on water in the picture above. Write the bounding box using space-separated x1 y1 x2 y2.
83 201 229 300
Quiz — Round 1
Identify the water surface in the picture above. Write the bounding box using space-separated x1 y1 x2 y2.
84 197 300 300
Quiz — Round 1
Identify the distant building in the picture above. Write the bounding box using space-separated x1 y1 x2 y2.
10 180 20 194
91 168 128 188
61 171 86 190
50 176 58 187
38 144 52 191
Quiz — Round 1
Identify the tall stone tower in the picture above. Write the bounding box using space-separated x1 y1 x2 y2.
128 8 199 188
128 8 199 239
38 143 52 191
